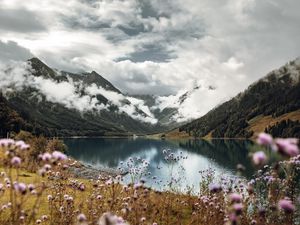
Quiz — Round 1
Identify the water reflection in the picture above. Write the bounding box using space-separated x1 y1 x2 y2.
65 138 256 190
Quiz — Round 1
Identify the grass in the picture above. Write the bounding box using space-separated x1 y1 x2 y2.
247 109 300 135
0 135 299 225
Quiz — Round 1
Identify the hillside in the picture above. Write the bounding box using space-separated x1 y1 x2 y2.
175 58 300 138
0 58 170 137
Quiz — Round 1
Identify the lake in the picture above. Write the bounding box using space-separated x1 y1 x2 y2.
64 138 256 192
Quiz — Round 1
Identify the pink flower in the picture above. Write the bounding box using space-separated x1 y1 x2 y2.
97 195 103 200
28 184 35 191
52 151 67 161
42 153 52 162
252 151 267 166
14 182 27 194
79 183 85 191
77 213 87 222
11 157 21 166
275 139 299 157
233 203 243 215
229 193 242 203
278 199 295 213
41 215 48 221
47 195 53 201
0 139 14 147
15 141 30 150
257 133 273 146
209 183 222 193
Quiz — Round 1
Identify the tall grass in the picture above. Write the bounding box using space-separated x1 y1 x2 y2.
0 133 299 225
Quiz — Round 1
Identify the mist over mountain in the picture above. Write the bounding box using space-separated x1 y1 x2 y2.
174 58 300 138
0 58 164 136
1 57 300 138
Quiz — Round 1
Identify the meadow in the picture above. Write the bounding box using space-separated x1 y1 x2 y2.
0 131 299 225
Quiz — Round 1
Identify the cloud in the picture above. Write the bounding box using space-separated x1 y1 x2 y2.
0 61 157 124
0 40 34 63
0 8 47 33
0 0 300 121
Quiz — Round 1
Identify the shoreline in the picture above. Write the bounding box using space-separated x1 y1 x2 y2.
68 160 128 180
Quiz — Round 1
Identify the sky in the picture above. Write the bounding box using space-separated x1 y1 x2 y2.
0 0 300 121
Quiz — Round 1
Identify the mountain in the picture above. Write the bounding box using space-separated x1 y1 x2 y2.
133 85 209 126
172 58 300 138
0 58 170 137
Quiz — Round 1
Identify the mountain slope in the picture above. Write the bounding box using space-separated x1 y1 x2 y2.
176 58 300 138
0 58 167 137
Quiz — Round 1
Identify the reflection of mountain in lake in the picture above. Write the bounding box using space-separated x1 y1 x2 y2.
65 138 255 179
176 139 255 177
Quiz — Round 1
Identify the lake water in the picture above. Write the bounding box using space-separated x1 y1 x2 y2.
65 138 256 192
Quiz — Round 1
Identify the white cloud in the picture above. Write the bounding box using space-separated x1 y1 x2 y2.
0 61 157 124
0 0 299 122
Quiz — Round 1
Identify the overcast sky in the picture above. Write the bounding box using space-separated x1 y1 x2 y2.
0 0 299 97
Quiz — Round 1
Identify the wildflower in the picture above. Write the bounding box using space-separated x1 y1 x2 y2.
252 151 267 166
28 184 35 191
36 219 42 224
52 151 67 161
98 212 128 225
64 194 69 200
251 219 257 225
38 168 46 176
0 139 14 147
79 183 85 191
209 183 222 193
97 195 103 200
47 195 53 201
278 199 295 213
44 164 51 171
275 139 299 157
42 152 52 162
14 183 27 194
77 213 87 222
233 203 243 215
257 133 273 146
140 217 146 222
11 156 21 166
229 213 237 223
59 206 64 213
15 141 30 150
229 193 242 203
42 215 48 221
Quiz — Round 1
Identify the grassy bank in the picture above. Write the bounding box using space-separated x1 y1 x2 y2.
0 132 299 225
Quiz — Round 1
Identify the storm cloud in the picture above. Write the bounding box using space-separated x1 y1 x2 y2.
0 0 300 120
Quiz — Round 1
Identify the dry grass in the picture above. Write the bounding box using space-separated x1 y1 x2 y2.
247 109 300 135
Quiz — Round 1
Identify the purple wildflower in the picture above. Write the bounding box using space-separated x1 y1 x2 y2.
77 213 87 222
252 151 267 166
209 183 222 193
257 133 273 146
278 199 295 213
0 139 14 147
52 151 67 161
229 193 242 203
42 153 52 162
11 156 21 166
275 139 299 157
14 182 27 194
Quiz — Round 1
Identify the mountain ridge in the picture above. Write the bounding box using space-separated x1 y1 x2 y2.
0 58 173 137
171 58 300 138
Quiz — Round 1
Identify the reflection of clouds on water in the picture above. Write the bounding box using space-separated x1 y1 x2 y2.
65 138 255 191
